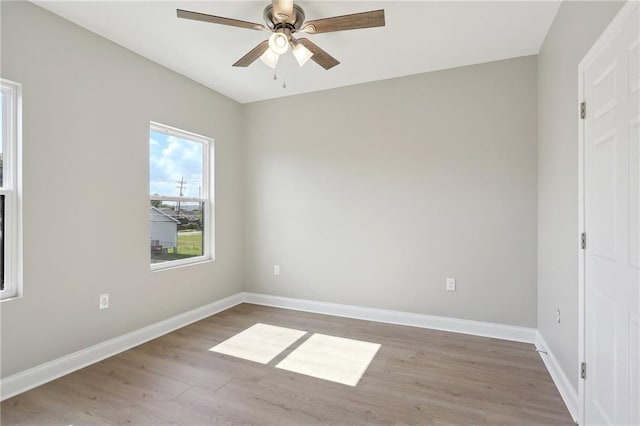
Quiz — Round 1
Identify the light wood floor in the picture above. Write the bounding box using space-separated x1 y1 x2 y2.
1 303 574 425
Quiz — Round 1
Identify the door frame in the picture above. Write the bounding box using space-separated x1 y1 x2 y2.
578 2 639 425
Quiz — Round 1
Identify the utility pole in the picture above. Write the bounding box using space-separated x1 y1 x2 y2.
176 176 185 215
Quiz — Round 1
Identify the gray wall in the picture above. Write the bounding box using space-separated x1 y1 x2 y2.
537 0 624 391
244 56 538 327
0 2 244 378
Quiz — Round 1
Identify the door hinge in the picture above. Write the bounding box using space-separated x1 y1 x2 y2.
581 232 587 250
581 102 586 119
581 362 587 380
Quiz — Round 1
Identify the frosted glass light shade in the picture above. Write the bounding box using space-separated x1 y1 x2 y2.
268 33 289 55
260 49 279 69
292 43 313 67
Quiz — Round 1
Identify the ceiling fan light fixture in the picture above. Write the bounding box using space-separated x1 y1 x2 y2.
177 5 386 71
260 48 279 69
292 42 313 67
268 32 289 55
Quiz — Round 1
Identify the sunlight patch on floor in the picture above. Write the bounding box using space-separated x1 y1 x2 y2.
209 323 307 364
276 333 381 386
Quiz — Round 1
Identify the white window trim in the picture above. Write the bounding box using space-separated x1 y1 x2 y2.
149 121 214 271
0 78 22 301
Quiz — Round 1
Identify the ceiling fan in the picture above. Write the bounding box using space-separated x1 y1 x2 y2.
176 0 385 70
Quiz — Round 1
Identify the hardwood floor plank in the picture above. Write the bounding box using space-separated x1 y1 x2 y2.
1 304 574 425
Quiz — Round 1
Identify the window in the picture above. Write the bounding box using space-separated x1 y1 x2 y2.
1 79 21 300
149 122 213 269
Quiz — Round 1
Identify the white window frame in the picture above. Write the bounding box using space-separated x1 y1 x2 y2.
149 121 214 271
0 79 22 300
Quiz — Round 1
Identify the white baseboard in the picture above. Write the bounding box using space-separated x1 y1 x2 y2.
0 290 546 404
535 331 579 423
0 292 244 401
243 292 537 343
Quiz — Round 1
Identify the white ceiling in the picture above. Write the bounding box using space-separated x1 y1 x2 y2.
33 1 560 104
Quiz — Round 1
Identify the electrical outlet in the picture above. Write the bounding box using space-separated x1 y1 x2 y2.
99 294 109 310
446 278 456 291
556 308 561 323
273 265 280 276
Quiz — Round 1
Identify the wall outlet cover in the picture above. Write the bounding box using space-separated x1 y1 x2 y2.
99 294 109 310
446 278 456 291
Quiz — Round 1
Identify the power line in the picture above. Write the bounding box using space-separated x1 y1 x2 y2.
176 177 185 214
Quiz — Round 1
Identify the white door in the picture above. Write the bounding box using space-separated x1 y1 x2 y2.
582 2 639 425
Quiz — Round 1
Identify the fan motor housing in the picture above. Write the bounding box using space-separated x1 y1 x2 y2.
263 4 305 30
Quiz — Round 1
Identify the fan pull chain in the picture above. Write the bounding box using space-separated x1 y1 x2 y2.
271 69 285 89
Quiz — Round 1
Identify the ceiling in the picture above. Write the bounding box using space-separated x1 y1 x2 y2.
33 1 560 104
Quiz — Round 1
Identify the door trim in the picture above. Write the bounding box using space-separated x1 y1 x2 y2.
578 2 639 424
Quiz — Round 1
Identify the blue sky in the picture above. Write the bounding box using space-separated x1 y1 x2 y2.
149 131 203 198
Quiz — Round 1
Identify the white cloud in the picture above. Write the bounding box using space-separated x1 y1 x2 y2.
150 135 203 198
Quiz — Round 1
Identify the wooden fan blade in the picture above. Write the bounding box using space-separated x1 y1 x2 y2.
233 40 270 67
177 9 267 31
300 9 385 34
296 38 340 70
272 0 294 23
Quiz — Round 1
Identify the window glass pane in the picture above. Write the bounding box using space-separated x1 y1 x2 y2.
150 201 204 264
149 131 203 198
0 194 4 291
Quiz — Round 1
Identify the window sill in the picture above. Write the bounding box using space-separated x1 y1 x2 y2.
1 294 23 303
150 257 214 272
